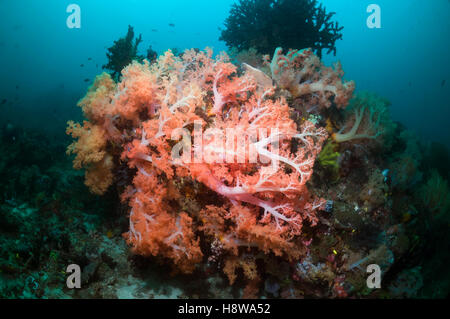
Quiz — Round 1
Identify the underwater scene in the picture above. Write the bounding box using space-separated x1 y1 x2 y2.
0 0 449 301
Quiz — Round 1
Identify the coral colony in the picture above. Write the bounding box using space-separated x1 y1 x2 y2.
63 28 450 298
66 47 355 280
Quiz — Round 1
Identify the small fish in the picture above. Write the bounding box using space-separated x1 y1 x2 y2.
1 99 7 105
88 57 92 61
442 80 446 87
84 78 90 82
408 81 412 87
151 29 158 32
168 23 175 27
80 64 84 67
16 85 19 89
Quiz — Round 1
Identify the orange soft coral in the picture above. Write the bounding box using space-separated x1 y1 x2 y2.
223 255 258 285
84 154 114 195
66 120 114 194
66 121 107 169
78 72 116 122
66 72 121 194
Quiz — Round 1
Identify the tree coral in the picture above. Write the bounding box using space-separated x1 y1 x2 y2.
220 0 344 58
103 25 144 80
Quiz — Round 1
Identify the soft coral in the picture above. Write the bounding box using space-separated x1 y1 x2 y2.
68 47 333 275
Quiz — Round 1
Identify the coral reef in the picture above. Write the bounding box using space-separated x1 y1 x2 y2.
220 0 343 58
1 39 449 299
62 45 450 298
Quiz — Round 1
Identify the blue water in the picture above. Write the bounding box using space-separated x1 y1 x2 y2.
0 0 449 146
